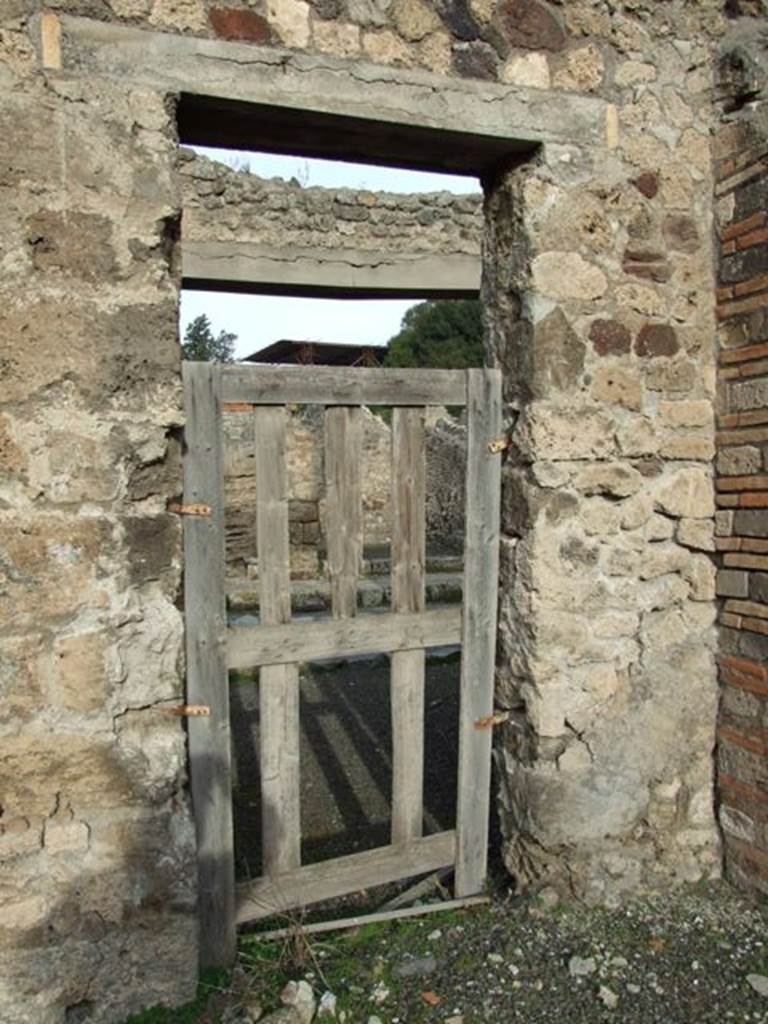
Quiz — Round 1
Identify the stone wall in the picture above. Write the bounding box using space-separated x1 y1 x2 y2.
713 27 768 899
181 150 482 256
223 405 466 577
0 0 755 1020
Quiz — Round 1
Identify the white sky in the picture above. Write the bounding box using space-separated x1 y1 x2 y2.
180 148 479 360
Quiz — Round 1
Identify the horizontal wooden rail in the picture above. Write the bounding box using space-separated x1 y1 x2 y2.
220 365 468 407
236 830 455 924
227 607 461 670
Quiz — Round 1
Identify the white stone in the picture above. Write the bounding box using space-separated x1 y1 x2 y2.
654 468 714 519
532 252 608 301
558 741 592 772
267 0 310 47
317 991 338 1019
501 52 550 90
747 975 768 998
281 980 315 1024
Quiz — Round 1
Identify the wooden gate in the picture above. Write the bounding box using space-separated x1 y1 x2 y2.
182 362 502 966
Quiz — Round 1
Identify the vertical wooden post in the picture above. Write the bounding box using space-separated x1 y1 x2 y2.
390 407 426 845
182 361 236 967
455 368 502 897
254 405 301 875
324 407 363 619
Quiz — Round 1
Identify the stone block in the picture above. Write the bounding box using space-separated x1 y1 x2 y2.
717 446 761 476
591 366 642 411
532 252 607 300
47 631 109 714
718 569 749 598
654 467 715 519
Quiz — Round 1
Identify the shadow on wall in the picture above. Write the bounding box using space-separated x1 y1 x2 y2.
0 733 201 1024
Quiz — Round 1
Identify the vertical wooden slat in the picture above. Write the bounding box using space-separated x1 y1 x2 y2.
455 368 502 897
390 407 426 845
182 361 236 967
254 405 301 875
324 407 363 619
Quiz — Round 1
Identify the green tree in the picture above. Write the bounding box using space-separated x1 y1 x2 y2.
182 314 237 363
384 299 483 370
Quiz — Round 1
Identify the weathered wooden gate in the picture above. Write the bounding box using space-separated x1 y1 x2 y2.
182 362 501 966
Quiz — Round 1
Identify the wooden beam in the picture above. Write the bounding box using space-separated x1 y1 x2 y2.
181 361 236 968
236 830 456 924
254 406 301 875
227 607 461 670
325 407 363 619
455 368 502 898
221 365 468 408
254 894 489 941
391 407 426 845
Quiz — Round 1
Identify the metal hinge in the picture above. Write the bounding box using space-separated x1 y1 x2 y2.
164 705 211 717
168 503 212 517
487 436 510 454
475 710 510 731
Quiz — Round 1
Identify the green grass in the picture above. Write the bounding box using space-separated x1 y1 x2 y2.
126 969 231 1024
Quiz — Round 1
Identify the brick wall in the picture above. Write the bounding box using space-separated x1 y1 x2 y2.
714 114 768 898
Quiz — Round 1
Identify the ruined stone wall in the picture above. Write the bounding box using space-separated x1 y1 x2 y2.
0 0 748 1020
223 405 466 577
180 150 482 255
0 30 197 1024
712 28 768 899
484 2 729 903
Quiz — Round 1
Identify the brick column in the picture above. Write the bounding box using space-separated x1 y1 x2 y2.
714 116 768 898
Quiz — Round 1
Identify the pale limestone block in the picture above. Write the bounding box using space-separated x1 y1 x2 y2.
591 612 639 638
0 819 42 861
644 513 675 542
605 103 620 149
654 467 714 519
658 400 713 429
501 52 551 89
591 366 642 411
635 573 690 611
572 462 643 498
46 630 108 713
660 164 694 209
532 252 607 301
615 281 665 318
638 543 689 580
558 741 592 772
391 0 441 41
362 27 412 64
417 31 452 74
554 44 604 92
677 518 714 552
523 684 566 738
620 492 654 531
531 461 571 488
518 405 616 461
267 0 310 47
614 60 656 86
659 435 715 462
616 418 660 458
313 21 361 57
44 818 90 855
149 0 206 30
679 128 711 177
683 554 716 601
623 132 669 169
663 87 694 128
579 497 622 536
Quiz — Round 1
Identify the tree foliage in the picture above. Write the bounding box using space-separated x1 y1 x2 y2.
182 314 237 363
384 300 483 370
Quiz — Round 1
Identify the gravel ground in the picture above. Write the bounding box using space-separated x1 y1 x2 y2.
130 881 768 1024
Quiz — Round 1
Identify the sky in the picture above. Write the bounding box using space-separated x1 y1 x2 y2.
180 148 479 361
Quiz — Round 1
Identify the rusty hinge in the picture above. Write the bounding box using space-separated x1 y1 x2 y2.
487 436 510 454
168 502 212 517
164 704 211 717
475 710 510 730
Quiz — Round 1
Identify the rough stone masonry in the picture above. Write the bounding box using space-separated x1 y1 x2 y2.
1 0 766 1021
